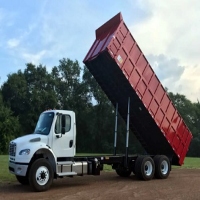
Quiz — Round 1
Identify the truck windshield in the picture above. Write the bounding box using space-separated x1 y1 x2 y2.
34 112 54 135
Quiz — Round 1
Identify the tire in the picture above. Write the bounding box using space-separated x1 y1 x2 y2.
29 158 53 192
16 175 29 185
116 166 131 177
135 156 155 181
153 155 170 179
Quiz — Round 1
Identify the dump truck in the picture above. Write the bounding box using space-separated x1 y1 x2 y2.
8 13 193 192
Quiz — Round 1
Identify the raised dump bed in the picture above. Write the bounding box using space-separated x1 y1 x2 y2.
83 13 192 165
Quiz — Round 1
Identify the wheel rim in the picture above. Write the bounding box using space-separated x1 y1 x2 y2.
144 161 153 176
161 160 168 175
35 166 49 186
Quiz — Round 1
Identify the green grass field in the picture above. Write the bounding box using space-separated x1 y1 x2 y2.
0 155 16 183
180 157 200 169
1 155 200 184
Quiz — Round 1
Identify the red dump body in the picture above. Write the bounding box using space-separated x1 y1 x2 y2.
83 13 192 165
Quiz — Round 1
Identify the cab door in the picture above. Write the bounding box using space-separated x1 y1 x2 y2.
52 113 75 159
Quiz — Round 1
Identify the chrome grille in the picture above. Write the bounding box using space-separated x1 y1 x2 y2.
9 142 16 156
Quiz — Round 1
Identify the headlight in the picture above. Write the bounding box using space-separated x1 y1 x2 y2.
19 149 30 155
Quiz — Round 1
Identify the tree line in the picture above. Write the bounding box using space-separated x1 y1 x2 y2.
0 58 199 157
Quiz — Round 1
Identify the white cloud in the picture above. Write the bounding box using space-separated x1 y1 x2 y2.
128 0 200 102
38 1 92 60
130 0 200 65
179 65 200 102
7 38 20 48
146 54 200 102
22 50 46 64
147 54 185 82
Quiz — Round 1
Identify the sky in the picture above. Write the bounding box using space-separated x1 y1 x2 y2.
0 0 200 102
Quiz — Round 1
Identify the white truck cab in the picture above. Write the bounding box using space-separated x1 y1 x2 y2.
9 110 98 192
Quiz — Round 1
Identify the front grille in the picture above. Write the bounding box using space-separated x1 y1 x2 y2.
9 142 16 156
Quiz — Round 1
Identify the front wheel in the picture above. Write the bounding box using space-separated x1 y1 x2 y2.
29 158 53 192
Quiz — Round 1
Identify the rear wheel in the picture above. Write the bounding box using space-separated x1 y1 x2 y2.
29 158 53 192
135 156 155 180
154 155 170 179
116 165 131 177
16 175 29 185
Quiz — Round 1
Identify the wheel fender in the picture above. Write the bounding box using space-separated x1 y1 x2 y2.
28 147 57 176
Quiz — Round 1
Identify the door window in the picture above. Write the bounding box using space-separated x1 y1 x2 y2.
55 114 71 134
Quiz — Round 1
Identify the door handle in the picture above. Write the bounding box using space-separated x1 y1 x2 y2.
69 140 73 148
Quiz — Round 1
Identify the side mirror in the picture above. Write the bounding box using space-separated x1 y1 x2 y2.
61 127 65 135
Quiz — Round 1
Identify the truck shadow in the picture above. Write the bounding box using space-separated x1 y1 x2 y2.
0 182 32 193
50 174 138 190
0 174 138 194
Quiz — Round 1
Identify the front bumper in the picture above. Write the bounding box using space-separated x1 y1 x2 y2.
9 161 28 176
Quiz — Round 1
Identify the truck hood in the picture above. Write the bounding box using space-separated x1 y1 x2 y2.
11 134 48 146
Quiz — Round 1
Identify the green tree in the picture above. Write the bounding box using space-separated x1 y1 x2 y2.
82 67 143 154
2 70 27 116
0 92 21 154
82 66 114 152
23 63 58 132
2 63 58 134
193 102 200 136
52 58 88 110
50 59 93 152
